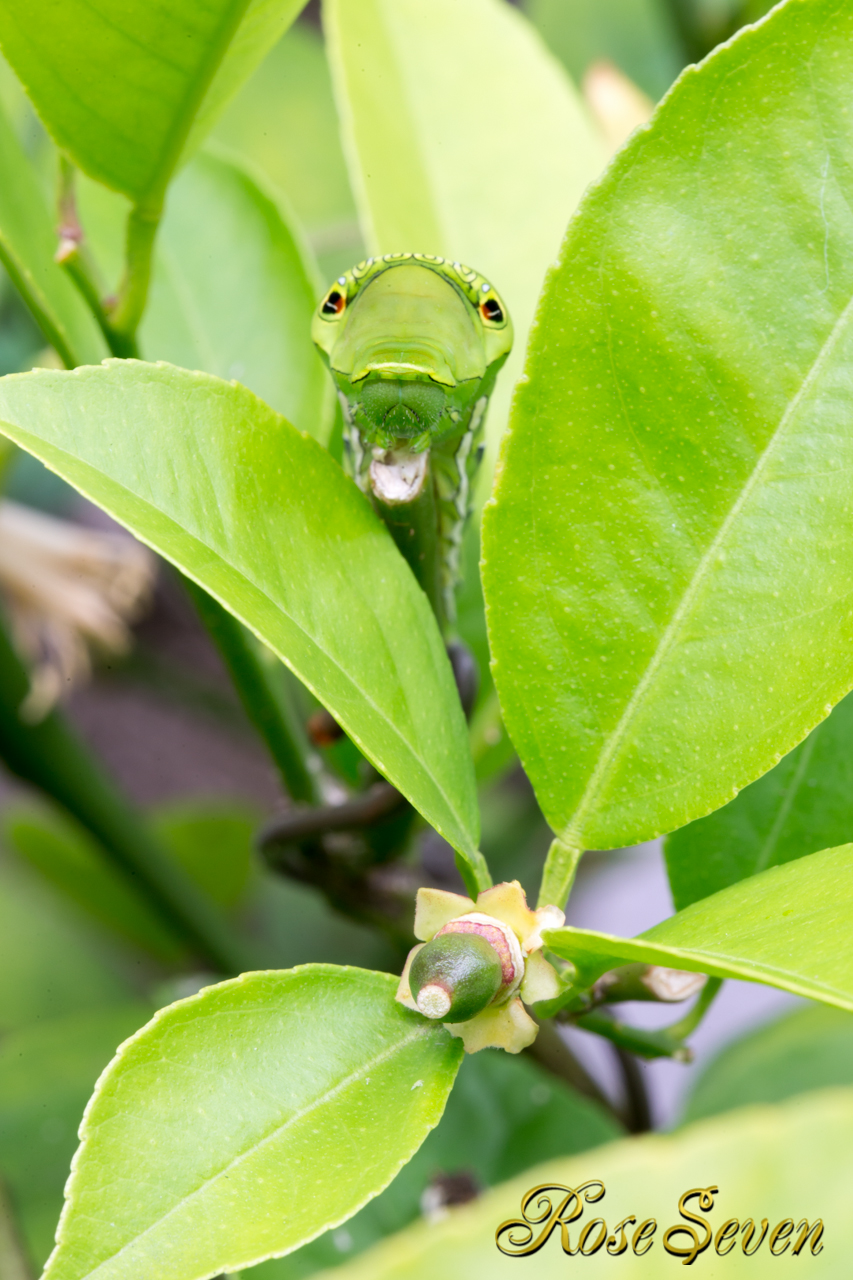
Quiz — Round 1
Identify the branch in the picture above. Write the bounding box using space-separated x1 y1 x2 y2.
613 1046 653 1134
258 782 405 847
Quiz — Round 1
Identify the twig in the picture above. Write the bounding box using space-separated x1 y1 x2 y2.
258 782 405 848
613 1046 653 1134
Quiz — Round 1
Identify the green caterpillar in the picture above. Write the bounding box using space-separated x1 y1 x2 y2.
312 253 512 631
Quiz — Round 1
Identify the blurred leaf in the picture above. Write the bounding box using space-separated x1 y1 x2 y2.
45 970 462 1280
325 0 605 489
244 871 399 973
0 362 484 882
0 97 106 367
315 1088 853 1278
182 0 309 164
0 1004 153 1270
255 1049 621 1278
524 0 684 101
482 0 853 903
212 24 357 237
0 0 304 204
683 1004 853 1125
665 691 853 910
545 844 853 1011
6 801 404 972
152 801 255 909
4 807 183 963
0 847 137 1036
142 150 334 441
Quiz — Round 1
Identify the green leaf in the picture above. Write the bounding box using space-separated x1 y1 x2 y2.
319 1087 852 1277
4 807 183 963
259 1048 621 1277
482 0 853 903
46 968 462 1280
545 843 853 1011
0 361 482 874
524 0 684 101
0 1005 153 1270
324 0 605 485
152 801 255 909
6 801 255 961
0 0 304 206
181 0 309 165
665 690 853 910
0 98 105 367
141 150 334 441
683 1003 853 1125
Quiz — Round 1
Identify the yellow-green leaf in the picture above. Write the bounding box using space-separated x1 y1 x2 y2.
483 0 853 904
545 844 853 1011
45 969 462 1280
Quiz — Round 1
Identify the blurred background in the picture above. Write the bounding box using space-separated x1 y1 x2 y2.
0 2 844 1278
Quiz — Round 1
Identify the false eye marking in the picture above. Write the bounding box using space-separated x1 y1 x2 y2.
321 288 346 317
479 295 505 325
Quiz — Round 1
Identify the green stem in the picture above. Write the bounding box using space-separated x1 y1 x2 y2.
662 975 723 1040
106 202 161 349
0 614 256 974
55 157 138 360
537 836 582 909
185 580 320 805
572 977 723 1062
0 1179 33 1280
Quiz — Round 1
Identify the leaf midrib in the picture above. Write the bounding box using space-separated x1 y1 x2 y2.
560 288 853 851
77 1024 435 1279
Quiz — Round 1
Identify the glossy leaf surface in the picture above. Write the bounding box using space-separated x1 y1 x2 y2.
317 1088 852 1277
275 1048 621 1276
683 1003 853 1124
483 0 853 900
0 101 105 367
0 362 481 869
666 690 853 909
0 0 303 203
325 0 605 484
45 969 462 1280
545 844 853 1010
142 150 333 440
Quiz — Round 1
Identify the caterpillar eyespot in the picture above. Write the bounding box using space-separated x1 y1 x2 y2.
480 297 504 324
321 289 346 316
